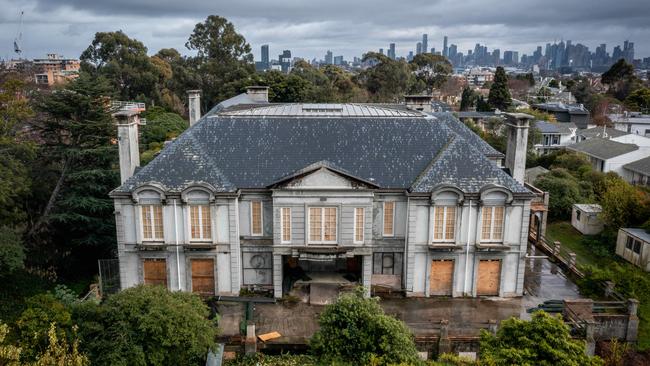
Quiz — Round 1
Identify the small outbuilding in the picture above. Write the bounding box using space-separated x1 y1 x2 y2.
616 228 650 272
571 204 603 235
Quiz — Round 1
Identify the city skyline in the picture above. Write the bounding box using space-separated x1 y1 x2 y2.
1 0 649 62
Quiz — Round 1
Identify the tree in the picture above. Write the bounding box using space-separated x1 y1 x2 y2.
0 226 25 276
600 176 644 229
0 323 21 365
601 59 640 101
409 53 453 94
29 74 118 276
33 323 88 366
80 31 161 102
73 285 218 366
185 15 255 106
534 169 593 220
487 67 512 111
0 75 35 227
310 288 419 365
548 79 559 88
460 87 478 111
625 87 650 112
16 294 73 362
358 52 412 102
480 311 602 366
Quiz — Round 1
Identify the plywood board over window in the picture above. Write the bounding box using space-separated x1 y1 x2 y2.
251 201 263 236
430 259 453 296
477 259 501 296
383 201 395 237
191 258 215 296
143 259 167 287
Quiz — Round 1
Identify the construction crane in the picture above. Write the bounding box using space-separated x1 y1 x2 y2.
13 11 24 56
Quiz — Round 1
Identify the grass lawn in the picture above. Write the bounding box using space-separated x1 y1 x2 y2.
545 221 605 267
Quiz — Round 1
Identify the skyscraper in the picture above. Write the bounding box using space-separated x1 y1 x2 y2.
325 50 333 65
379 48 384 55
279 50 291 73
422 34 428 55
261 45 269 68
388 43 396 60
443 36 448 57
416 42 422 55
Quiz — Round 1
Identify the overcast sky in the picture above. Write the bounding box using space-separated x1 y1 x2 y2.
1 0 649 62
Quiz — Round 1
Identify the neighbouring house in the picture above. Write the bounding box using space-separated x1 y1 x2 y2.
532 102 590 129
571 204 603 235
623 156 650 186
109 87 537 300
533 120 577 155
566 138 646 176
609 112 650 137
33 53 80 86
576 126 629 142
616 228 650 271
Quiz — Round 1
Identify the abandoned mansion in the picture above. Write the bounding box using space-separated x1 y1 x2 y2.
109 87 538 299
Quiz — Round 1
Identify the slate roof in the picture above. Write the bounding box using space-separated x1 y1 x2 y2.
219 103 423 117
535 120 576 134
567 138 638 160
534 102 589 115
432 112 504 158
113 101 528 195
578 126 629 140
624 156 650 176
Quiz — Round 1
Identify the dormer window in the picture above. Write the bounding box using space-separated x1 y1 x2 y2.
481 206 504 242
141 205 163 241
190 205 212 241
433 206 456 242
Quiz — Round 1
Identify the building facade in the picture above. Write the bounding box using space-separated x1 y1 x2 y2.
110 88 534 299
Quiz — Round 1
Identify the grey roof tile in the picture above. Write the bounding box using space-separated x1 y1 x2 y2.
623 155 650 176
567 138 638 160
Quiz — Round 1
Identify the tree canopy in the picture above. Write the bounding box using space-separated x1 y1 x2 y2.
310 289 420 365
480 311 603 366
487 66 512 111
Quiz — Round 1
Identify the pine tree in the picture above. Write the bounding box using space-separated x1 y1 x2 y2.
487 66 512 111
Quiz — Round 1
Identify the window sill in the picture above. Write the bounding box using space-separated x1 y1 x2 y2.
136 243 167 251
475 243 510 250
429 243 461 250
185 243 217 250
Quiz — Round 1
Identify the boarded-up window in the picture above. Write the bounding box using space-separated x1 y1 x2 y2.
191 258 215 296
354 208 364 243
433 206 456 241
142 205 163 240
143 259 167 287
373 252 403 275
383 202 395 236
190 205 212 240
477 259 501 296
430 259 453 296
308 207 337 243
481 206 504 242
281 207 291 243
251 201 263 236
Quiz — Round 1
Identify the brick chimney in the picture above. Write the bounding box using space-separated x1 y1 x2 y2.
187 90 202 126
113 110 141 183
246 86 269 103
504 113 532 184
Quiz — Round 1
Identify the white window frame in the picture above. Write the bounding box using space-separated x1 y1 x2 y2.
353 207 365 244
280 207 291 244
432 205 457 243
383 201 395 237
189 204 212 242
250 201 263 236
140 204 164 242
481 206 505 243
307 206 338 245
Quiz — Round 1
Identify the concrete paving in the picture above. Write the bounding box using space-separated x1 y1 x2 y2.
216 248 583 344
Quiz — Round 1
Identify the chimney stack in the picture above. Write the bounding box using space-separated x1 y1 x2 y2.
404 95 433 113
245 86 269 103
504 113 532 184
113 110 141 183
187 90 202 126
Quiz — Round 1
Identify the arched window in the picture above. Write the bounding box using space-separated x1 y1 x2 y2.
431 187 463 243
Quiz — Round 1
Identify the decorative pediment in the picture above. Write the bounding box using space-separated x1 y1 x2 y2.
268 161 378 190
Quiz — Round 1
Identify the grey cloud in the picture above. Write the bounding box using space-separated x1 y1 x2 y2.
0 0 648 61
